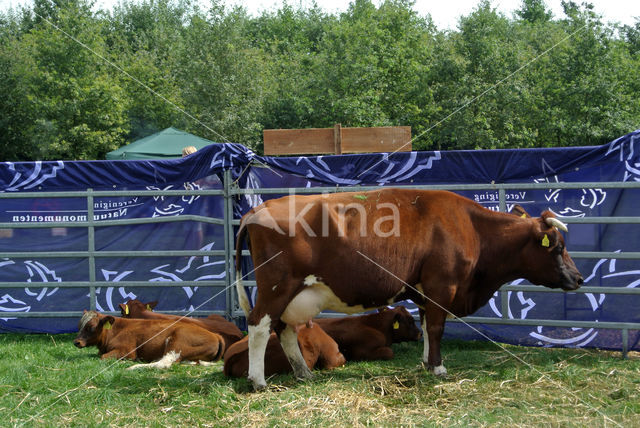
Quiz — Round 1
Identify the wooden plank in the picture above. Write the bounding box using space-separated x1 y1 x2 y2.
263 128 334 155
334 124 342 155
263 126 412 155
341 126 411 153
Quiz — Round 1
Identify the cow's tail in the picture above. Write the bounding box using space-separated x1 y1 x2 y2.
235 220 252 318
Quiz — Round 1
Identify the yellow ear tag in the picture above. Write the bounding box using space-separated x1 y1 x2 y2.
146 304 152 311
103 321 112 330
542 234 550 247
521 213 527 218
124 305 129 315
393 321 400 330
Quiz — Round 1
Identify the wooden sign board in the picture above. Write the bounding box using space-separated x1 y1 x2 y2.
264 125 411 155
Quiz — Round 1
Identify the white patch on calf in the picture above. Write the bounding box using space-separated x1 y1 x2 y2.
303 274 318 286
247 314 272 389
78 311 97 331
281 281 371 326
127 351 181 370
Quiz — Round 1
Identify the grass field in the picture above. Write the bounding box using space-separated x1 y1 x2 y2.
1 333 638 427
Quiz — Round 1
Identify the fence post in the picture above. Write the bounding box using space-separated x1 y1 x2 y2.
223 169 235 320
87 188 96 311
498 187 509 319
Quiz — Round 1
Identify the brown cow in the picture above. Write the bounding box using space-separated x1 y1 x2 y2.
118 299 243 350
235 188 583 389
313 306 421 361
223 323 346 378
73 310 225 369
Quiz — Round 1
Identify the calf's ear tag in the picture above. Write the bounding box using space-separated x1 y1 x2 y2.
146 304 152 311
103 321 112 330
393 321 400 330
541 234 550 247
124 305 129 315
521 213 527 218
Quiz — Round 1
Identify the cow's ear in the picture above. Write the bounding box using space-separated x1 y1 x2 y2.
535 217 559 248
391 311 402 330
146 301 158 311
511 204 530 218
118 303 128 315
99 315 116 331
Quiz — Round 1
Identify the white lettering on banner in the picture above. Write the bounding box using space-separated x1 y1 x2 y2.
473 191 529 203
471 191 535 212
11 208 128 223
93 197 138 210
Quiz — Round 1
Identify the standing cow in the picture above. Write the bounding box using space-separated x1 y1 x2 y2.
235 188 583 390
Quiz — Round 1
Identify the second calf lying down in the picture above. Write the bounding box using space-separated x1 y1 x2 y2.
223 323 345 378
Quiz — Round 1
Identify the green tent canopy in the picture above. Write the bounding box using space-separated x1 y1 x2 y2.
106 127 216 160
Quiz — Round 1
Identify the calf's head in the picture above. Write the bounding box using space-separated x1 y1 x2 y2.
118 299 157 317
521 210 583 291
73 310 116 348
389 306 422 342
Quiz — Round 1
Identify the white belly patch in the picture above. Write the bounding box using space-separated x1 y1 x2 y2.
281 277 371 325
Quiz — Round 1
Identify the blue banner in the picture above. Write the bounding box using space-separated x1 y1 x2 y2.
1 132 639 352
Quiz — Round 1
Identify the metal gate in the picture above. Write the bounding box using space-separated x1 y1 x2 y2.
1 174 639 355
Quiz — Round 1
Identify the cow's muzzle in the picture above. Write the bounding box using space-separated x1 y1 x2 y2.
561 275 583 291
73 338 86 348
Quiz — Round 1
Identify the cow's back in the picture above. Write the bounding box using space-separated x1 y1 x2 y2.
243 189 482 308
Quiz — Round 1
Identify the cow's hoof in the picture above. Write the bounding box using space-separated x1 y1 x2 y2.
251 381 267 391
295 371 314 381
292 363 313 381
432 365 447 376
249 377 267 391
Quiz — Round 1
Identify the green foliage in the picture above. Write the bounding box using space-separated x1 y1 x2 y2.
0 0 639 159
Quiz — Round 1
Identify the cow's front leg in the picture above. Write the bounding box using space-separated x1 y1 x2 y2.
279 324 313 380
421 308 447 376
247 314 272 390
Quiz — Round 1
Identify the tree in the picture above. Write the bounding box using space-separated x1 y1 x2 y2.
174 4 270 149
106 0 193 141
0 0 128 160
516 0 553 24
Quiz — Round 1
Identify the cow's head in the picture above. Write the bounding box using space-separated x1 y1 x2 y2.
516 207 583 291
118 299 158 317
73 310 115 348
389 306 422 343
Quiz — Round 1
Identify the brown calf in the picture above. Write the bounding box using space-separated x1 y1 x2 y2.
314 306 422 361
74 310 225 369
223 323 345 378
118 299 243 350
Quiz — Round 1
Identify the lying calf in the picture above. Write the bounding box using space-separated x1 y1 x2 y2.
313 306 422 361
224 323 345 378
118 299 244 350
73 310 225 369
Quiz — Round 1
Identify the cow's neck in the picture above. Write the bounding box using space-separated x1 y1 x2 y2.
97 319 120 354
474 210 534 290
